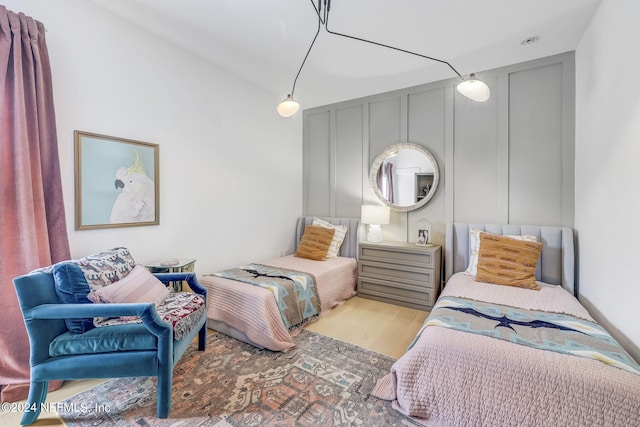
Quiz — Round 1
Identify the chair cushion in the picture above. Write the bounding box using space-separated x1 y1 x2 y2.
53 263 95 334
49 323 158 357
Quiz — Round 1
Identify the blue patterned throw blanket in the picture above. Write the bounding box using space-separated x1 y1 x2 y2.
412 296 640 375
212 264 321 331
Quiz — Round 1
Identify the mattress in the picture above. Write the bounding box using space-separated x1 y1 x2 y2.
200 255 357 351
372 273 640 426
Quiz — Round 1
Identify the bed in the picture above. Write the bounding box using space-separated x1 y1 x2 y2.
200 216 360 351
373 223 640 427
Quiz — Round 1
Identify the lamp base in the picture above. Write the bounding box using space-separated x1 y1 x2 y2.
367 224 383 243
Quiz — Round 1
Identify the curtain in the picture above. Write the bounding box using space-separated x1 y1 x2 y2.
377 162 394 204
0 6 70 402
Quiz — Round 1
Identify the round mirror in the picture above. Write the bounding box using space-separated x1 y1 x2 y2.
369 142 439 212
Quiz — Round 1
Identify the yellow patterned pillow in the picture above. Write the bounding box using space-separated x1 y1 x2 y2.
295 225 336 261
475 233 543 290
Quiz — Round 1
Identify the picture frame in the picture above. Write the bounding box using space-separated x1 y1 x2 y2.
75 130 159 230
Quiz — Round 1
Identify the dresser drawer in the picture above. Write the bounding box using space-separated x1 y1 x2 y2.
359 245 435 268
359 260 435 289
358 277 435 309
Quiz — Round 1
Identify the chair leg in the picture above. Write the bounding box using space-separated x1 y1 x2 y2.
20 381 48 426
156 370 172 419
198 324 206 351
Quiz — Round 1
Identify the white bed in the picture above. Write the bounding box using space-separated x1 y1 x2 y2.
373 223 640 427
201 216 360 351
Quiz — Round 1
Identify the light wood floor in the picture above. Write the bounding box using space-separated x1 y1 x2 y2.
1 296 427 426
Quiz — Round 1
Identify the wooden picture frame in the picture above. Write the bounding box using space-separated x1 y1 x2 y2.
75 130 159 230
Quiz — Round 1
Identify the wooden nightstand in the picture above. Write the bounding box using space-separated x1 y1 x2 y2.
358 242 441 311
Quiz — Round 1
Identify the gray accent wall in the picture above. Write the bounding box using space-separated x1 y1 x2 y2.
303 52 575 245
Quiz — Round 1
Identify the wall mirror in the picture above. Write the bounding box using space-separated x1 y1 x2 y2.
369 142 439 212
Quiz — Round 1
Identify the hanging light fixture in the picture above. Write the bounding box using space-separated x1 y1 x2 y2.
278 0 490 117
456 73 491 102
277 2 322 117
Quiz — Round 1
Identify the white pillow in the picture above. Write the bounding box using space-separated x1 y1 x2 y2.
464 229 538 276
312 217 348 258
88 264 170 306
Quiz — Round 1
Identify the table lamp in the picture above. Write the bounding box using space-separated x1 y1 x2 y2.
361 205 391 243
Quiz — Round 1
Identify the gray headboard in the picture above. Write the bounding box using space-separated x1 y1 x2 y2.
445 223 576 295
295 217 362 259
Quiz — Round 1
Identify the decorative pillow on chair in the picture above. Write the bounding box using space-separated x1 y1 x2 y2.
464 229 538 276
312 217 348 258
295 225 336 261
87 264 170 306
53 262 95 334
475 233 543 290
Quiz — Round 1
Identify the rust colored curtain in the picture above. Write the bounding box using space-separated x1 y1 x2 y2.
0 6 70 402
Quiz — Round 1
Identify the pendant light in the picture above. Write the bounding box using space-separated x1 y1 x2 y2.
277 2 321 117
278 0 491 117
277 95 300 117
456 73 491 102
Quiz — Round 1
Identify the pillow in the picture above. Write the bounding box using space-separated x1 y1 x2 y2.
475 233 543 290
295 225 336 261
464 229 538 276
87 264 170 306
53 262 95 334
312 217 348 258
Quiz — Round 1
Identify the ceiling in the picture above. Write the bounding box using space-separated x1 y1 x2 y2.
92 0 601 109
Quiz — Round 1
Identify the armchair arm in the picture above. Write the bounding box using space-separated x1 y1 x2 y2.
152 272 207 297
26 303 171 338
26 302 153 319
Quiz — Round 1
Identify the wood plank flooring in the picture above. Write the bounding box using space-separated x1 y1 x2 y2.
0 296 428 426
306 296 428 359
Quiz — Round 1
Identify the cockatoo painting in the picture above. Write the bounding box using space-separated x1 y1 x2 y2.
109 152 156 224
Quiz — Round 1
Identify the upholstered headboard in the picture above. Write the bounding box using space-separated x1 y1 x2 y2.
295 217 362 259
445 223 576 295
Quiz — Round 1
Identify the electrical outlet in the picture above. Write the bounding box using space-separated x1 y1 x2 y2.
278 249 288 257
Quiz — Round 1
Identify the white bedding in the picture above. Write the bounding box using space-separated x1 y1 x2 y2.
201 255 357 351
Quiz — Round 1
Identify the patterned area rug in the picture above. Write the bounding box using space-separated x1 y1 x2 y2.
59 330 418 426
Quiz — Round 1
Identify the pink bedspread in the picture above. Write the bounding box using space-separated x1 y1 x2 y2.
372 273 640 426
200 255 357 351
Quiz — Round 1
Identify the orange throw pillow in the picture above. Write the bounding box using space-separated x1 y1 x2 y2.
295 225 336 261
475 232 543 290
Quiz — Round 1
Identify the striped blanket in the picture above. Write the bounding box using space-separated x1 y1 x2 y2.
212 264 321 330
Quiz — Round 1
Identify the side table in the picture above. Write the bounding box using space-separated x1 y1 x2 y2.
145 258 196 291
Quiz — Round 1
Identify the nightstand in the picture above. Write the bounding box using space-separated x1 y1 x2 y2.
358 242 441 311
145 258 196 292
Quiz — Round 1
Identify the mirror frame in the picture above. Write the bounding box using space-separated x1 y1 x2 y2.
369 142 440 212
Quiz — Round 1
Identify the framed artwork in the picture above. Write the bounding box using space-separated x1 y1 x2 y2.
75 130 159 230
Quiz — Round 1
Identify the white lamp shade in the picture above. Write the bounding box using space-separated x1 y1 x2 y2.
361 205 390 225
277 95 300 117
456 74 490 102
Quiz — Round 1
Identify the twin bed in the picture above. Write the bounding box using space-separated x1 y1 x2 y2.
373 223 640 426
200 219 640 426
200 216 360 351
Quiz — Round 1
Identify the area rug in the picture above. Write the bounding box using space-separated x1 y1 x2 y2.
59 330 419 426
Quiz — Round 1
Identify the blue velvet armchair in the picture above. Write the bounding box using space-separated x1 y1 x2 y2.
13 266 207 426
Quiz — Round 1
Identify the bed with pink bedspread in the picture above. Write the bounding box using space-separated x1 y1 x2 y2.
200 216 360 351
373 223 640 427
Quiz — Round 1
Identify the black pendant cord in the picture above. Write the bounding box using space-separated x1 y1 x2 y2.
308 0 464 80
290 2 323 98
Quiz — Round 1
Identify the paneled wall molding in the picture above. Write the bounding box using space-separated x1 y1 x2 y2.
303 52 575 244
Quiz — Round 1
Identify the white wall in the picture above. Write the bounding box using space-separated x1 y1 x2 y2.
575 0 640 360
3 0 303 274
